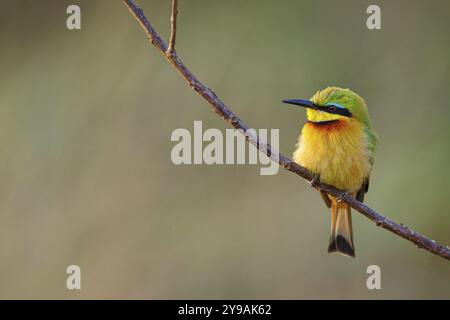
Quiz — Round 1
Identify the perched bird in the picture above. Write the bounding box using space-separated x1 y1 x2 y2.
283 87 377 258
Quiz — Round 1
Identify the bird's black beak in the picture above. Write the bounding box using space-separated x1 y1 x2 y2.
282 98 353 118
282 99 319 110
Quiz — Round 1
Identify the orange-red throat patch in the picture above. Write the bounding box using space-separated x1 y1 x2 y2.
306 119 348 133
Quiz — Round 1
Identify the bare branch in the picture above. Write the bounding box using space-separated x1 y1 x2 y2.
167 0 178 55
122 0 450 261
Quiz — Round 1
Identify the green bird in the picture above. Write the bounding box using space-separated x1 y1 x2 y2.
283 87 377 257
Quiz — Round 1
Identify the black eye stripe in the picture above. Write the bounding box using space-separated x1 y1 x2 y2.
318 104 352 117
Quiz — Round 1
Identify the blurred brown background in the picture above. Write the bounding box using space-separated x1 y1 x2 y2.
0 0 449 299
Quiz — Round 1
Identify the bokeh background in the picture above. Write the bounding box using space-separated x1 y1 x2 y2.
0 0 449 299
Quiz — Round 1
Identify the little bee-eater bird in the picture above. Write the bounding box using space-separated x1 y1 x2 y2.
283 87 377 258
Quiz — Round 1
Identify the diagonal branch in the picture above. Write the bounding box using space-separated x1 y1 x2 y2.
122 0 450 261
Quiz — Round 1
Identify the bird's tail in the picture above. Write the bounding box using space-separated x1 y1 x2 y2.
328 198 355 258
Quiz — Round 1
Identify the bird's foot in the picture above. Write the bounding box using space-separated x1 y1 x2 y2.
336 191 349 203
309 174 321 190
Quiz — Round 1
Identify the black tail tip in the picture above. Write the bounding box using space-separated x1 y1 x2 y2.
328 235 355 258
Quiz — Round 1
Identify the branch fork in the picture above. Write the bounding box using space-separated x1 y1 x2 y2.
167 0 178 56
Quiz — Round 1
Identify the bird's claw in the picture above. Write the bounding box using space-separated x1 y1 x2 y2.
309 174 321 190
336 191 349 203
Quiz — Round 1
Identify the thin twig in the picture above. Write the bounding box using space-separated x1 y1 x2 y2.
167 0 178 55
123 0 450 261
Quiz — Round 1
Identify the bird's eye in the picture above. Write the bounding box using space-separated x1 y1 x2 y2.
328 105 337 112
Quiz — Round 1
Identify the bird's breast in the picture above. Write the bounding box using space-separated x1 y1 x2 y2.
293 120 371 192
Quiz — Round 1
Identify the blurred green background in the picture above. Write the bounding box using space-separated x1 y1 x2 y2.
0 0 449 299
